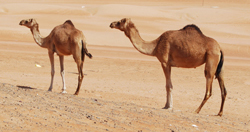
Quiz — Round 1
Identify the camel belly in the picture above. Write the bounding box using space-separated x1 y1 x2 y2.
170 57 205 68
54 45 72 56
170 53 206 68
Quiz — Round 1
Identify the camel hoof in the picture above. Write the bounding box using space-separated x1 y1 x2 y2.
217 113 223 117
48 89 52 92
162 106 172 110
61 91 67 94
74 91 79 95
194 111 199 114
194 109 200 114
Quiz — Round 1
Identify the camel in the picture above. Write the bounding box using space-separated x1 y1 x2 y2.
19 18 92 95
110 18 227 116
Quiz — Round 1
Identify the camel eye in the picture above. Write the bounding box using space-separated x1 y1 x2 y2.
117 22 120 25
25 21 28 24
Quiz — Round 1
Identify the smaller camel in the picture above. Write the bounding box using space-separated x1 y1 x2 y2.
19 18 92 95
110 18 227 116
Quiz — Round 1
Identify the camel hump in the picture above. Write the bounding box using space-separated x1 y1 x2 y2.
63 20 75 27
182 24 203 34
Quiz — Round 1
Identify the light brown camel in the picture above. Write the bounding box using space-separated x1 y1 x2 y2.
19 18 92 95
110 18 227 116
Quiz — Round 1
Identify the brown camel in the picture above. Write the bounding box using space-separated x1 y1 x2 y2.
110 18 227 116
19 18 92 95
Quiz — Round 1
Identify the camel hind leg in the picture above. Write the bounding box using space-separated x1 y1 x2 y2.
216 51 227 116
74 60 84 95
73 43 85 95
217 70 227 116
195 53 219 114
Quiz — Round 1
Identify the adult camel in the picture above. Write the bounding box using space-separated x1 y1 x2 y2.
19 18 92 95
110 18 227 116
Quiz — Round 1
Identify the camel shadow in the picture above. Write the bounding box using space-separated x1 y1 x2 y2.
17 85 37 90
68 72 87 76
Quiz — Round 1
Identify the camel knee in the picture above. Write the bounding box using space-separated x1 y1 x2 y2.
218 78 227 96
51 69 55 76
205 92 212 100
78 74 84 81
60 69 64 75
221 87 227 101
165 81 173 89
166 86 172 91
51 71 54 76
204 70 213 79
224 88 227 97
165 82 173 91
207 93 212 98
166 85 173 97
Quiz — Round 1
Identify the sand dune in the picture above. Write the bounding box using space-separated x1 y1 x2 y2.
0 3 90 15
1 1 250 46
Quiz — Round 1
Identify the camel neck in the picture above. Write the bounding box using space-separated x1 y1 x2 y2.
125 25 157 56
30 25 47 48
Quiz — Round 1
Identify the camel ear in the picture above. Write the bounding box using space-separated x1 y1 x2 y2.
29 18 33 22
121 18 127 23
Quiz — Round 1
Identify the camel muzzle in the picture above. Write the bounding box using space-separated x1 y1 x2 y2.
110 23 115 28
19 20 27 26
19 21 23 25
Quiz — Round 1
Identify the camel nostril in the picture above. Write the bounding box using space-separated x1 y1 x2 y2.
19 21 24 25
110 23 114 28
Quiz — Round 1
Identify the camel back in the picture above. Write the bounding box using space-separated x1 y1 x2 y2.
181 24 203 35
63 20 75 27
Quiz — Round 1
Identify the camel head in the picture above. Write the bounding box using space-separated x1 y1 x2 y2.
19 18 38 29
110 18 132 31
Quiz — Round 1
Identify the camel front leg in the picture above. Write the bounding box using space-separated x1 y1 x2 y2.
161 63 173 109
59 55 67 93
48 51 55 91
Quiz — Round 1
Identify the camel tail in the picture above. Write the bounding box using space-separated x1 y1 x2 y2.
215 50 224 79
81 40 92 60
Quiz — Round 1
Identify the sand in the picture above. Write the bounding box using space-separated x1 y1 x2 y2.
0 0 250 131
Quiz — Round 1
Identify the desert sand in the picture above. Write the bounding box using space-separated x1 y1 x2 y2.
0 0 250 131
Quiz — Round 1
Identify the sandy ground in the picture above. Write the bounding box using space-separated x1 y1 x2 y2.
0 0 250 131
